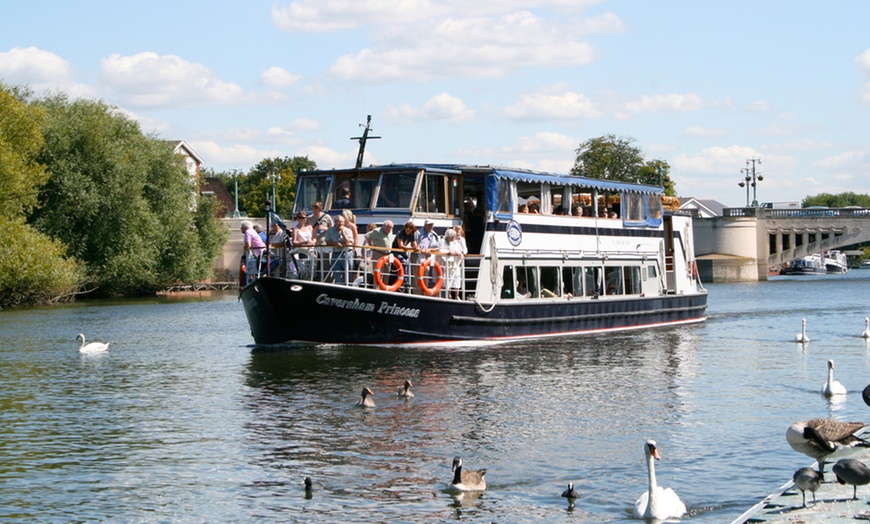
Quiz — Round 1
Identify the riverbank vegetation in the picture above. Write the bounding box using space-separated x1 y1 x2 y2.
0 84 226 308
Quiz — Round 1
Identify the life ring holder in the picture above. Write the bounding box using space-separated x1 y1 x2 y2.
416 258 444 296
374 254 404 292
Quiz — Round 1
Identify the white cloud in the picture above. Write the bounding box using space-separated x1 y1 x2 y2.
684 126 728 138
385 93 475 122
816 148 869 170
673 145 762 174
261 66 301 88
746 99 771 112
0 46 93 97
101 52 244 107
856 49 870 73
621 93 705 115
504 88 601 120
191 140 286 167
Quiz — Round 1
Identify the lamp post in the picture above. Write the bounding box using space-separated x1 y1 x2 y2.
738 157 762 207
231 169 241 218
269 170 277 216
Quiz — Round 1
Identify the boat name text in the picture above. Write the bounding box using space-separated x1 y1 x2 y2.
315 294 420 318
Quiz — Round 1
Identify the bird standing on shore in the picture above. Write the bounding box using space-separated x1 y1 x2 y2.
786 418 870 472
832 458 870 500
448 456 486 492
792 467 823 507
355 387 375 408
822 359 847 397
795 318 810 343
77 333 109 354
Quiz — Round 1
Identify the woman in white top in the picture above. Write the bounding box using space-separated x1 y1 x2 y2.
440 228 465 299
293 211 313 246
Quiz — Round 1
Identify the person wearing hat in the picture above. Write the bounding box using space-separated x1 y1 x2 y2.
418 220 440 255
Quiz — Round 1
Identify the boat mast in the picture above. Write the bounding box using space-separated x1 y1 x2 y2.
351 115 381 169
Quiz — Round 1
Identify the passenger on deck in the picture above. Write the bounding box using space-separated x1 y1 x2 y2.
418 220 440 256
325 215 353 284
609 211 618 219
241 220 266 278
453 226 468 255
553 205 565 215
308 202 333 245
341 209 360 276
365 220 394 256
253 223 267 243
517 204 528 213
440 228 465 300
393 221 420 286
267 222 288 276
528 201 540 214
292 211 313 247
572 206 583 217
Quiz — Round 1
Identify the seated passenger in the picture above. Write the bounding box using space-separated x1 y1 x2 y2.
517 204 528 213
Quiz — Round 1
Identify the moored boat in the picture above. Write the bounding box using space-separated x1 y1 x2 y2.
240 120 708 346
780 254 826 275
823 250 849 273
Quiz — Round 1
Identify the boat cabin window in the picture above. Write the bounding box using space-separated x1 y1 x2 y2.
550 185 571 215
517 266 539 298
416 172 448 214
540 266 560 297
296 175 332 213
332 176 377 210
624 266 642 294
375 171 417 209
500 266 514 299
496 179 512 215
517 182 541 214
585 267 601 296
604 266 623 295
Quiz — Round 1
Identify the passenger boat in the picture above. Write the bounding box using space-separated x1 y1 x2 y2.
239 120 708 346
823 250 849 273
780 254 826 275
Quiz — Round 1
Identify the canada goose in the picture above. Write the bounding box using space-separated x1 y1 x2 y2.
397 380 414 398
561 482 579 499
355 387 375 408
77 333 109 354
822 359 847 397
795 318 810 343
786 418 870 472
448 456 486 492
862 318 870 339
833 458 870 500
633 440 686 520
792 467 823 507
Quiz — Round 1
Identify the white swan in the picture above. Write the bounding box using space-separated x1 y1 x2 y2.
77 333 109 354
795 318 810 343
634 440 686 520
861 317 870 339
822 359 847 397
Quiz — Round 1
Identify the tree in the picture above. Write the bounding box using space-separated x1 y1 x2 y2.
236 156 317 217
30 94 226 296
802 192 870 208
571 134 677 195
0 84 48 218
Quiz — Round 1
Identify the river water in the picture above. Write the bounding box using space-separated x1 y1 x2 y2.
2 271 870 523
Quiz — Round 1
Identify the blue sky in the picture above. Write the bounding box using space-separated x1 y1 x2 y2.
1 1 869 206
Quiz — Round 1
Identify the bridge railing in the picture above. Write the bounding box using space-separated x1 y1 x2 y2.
723 207 870 218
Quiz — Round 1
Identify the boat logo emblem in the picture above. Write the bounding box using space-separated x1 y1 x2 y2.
507 220 522 246
290 285 303 292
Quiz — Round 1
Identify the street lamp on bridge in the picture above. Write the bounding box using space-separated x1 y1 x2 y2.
738 157 762 207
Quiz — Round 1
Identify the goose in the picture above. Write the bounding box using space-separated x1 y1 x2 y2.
862 384 870 407
355 387 375 408
795 318 810 343
397 379 414 398
786 418 870 472
832 458 870 500
862 318 870 339
792 467 823 507
633 440 686 520
448 456 486 492
822 359 847 397
77 333 109 354
561 482 579 499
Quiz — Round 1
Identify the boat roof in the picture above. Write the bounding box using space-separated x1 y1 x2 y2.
302 163 664 196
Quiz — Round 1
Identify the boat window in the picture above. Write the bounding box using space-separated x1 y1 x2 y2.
517 266 539 298
604 266 623 295
332 176 376 210
647 194 663 221
584 267 601 296
623 266 641 294
500 266 514 299
417 172 447 214
624 193 645 223
295 175 333 213
550 185 569 215
375 171 418 209
562 267 581 296
496 178 512 215
646 265 656 280
540 266 560 297
517 182 541 214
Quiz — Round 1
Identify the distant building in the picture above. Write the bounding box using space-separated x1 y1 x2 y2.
679 197 726 218
199 177 235 218
166 140 204 181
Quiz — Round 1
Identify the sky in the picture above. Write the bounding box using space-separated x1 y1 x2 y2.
1 1 869 207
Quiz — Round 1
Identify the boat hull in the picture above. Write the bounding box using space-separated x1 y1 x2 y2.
241 277 708 346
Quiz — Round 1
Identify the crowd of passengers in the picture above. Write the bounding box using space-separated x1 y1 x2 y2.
517 201 619 219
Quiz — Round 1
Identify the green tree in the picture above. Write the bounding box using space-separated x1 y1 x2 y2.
237 156 317 217
803 192 870 208
637 159 677 196
0 84 48 218
30 94 225 296
571 134 677 195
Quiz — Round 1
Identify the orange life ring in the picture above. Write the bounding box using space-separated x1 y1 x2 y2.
374 255 404 292
416 258 444 296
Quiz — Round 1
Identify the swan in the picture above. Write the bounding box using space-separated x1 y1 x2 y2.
397 379 414 398
786 418 870 472
862 317 870 339
448 456 486 492
561 482 579 499
832 458 870 500
77 333 109 354
795 318 810 343
822 359 847 397
355 387 375 408
792 467 822 507
633 440 686 520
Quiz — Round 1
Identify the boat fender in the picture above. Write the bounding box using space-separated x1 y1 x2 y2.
416 258 444 296
374 255 404 292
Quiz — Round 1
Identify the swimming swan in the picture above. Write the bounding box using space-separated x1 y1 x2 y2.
397 379 414 398
634 440 686 520
862 318 870 339
355 387 375 408
448 456 486 492
822 359 847 397
77 333 109 354
795 318 810 343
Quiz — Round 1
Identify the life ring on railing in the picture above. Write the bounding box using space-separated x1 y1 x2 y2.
374 255 404 292
416 258 444 296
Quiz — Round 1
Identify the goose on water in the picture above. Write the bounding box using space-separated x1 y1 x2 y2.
832 458 870 500
397 380 414 398
792 467 823 508
77 333 109 354
822 359 847 397
303 476 313 498
862 384 870 407
561 482 579 499
862 317 870 339
355 387 375 408
795 318 810 343
786 418 870 472
633 440 686 520
448 456 486 492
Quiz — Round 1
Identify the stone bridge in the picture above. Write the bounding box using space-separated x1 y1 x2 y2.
693 207 870 282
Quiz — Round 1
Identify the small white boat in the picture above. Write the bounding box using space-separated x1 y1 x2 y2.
781 254 826 275
824 250 849 273
859 259 870 269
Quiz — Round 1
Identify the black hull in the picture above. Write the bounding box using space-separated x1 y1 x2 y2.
241 277 708 346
